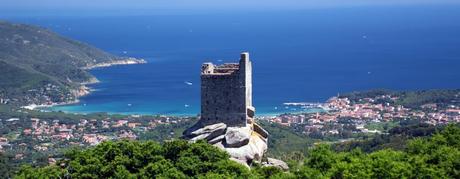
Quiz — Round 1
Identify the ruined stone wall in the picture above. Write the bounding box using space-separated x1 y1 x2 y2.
200 52 253 127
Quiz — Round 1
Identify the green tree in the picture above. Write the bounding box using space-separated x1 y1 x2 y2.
305 144 336 173
16 140 252 178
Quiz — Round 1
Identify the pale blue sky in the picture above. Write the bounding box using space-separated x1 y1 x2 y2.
2 0 460 16
3 0 460 9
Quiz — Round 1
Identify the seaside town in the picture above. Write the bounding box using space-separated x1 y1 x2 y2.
263 93 460 138
0 110 195 165
1 90 459 166
0 83 74 107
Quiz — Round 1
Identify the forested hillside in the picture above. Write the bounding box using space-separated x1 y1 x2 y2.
0 21 143 106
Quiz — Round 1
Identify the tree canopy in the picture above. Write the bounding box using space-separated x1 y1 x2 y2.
16 140 253 178
15 125 460 178
285 124 460 178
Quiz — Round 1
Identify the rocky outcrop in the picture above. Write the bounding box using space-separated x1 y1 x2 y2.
263 158 290 171
208 135 225 144
224 127 251 147
185 123 227 142
219 131 267 165
183 122 274 168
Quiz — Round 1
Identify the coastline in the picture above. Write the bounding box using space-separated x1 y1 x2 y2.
22 99 81 111
82 57 147 70
34 102 328 117
22 57 327 116
22 58 147 111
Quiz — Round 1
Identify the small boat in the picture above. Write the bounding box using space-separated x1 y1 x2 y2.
185 81 193 86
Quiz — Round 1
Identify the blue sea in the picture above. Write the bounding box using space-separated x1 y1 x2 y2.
5 6 460 116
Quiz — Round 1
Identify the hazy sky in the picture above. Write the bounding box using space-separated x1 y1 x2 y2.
2 0 460 16
4 0 460 10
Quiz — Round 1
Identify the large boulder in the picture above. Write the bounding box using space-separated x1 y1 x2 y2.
184 123 227 142
184 122 276 167
208 135 225 144
263 158 290 171
222 133 267 162
224 126 251 147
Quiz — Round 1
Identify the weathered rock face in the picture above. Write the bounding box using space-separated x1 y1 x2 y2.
183 122 269 167
224 127 251 147
184 123 227 142
208 135 225 144
221 131 267 163
263 158 290 171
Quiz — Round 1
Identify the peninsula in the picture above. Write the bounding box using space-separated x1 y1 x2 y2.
0 21 146 107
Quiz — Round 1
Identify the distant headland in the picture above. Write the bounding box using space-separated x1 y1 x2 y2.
0 20 147 108
82 57 147 70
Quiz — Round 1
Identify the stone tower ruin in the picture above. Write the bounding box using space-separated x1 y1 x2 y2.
183 52 286 169
200 52 255 127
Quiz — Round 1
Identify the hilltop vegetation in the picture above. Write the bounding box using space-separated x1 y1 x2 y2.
288 124 460 178
17 140 259 178
0 21 143 106
15 124 460 178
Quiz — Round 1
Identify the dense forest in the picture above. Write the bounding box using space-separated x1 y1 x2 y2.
10 124 460 178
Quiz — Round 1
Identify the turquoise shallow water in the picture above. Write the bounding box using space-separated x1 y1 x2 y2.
9 6 460 116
